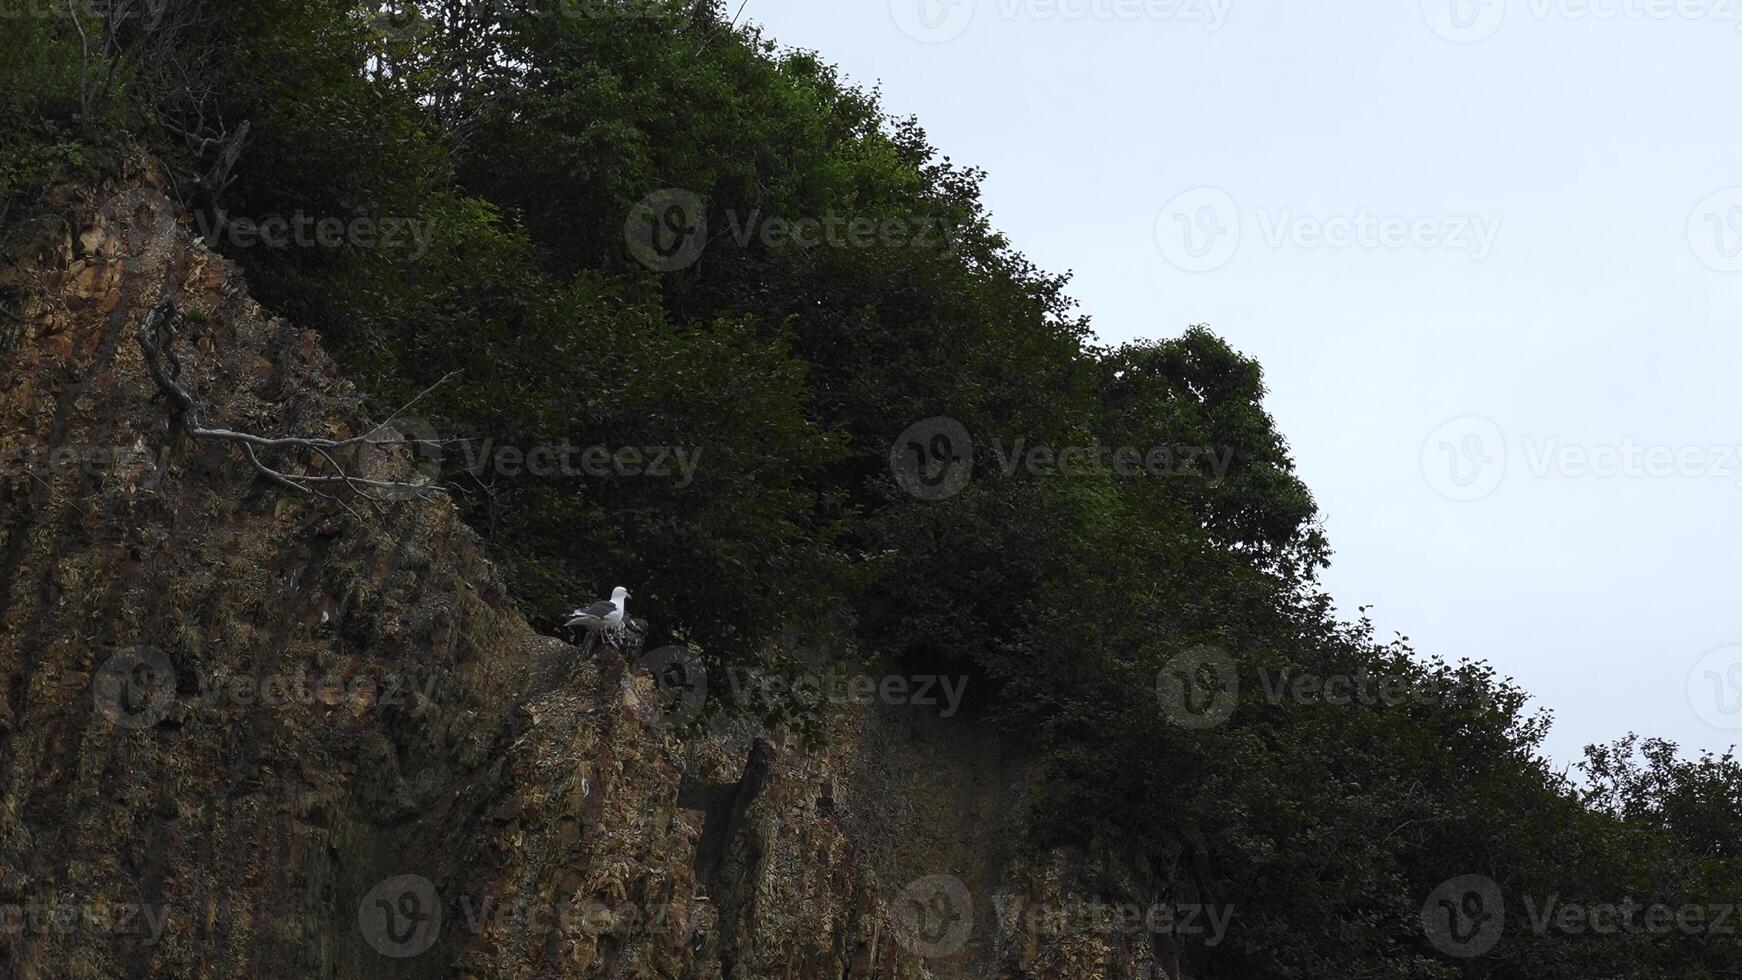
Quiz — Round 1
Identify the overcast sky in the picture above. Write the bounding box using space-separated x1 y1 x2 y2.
740 0 1742 767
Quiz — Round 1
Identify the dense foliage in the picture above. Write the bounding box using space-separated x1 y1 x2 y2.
3 4 1735 977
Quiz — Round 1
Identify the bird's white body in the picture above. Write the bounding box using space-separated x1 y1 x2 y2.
565 586 629 641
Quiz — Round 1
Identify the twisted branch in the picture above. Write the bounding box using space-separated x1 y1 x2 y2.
136 296 454 517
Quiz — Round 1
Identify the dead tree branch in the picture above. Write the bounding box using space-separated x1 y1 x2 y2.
136 296 455 517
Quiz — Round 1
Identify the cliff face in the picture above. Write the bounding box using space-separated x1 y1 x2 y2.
0 164 1185 979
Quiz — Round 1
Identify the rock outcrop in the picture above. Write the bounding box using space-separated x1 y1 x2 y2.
0 160 1189 979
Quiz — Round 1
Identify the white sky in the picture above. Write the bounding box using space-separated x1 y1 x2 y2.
739 0 1742 767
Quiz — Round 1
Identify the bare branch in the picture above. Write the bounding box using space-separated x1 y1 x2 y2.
136 296 451 515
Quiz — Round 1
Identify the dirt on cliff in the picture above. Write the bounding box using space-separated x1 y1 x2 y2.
0 161 1187 980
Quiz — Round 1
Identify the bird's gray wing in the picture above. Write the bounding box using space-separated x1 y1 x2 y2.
566 599 617 621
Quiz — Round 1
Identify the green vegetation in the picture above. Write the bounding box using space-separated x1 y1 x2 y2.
2 4 1735 977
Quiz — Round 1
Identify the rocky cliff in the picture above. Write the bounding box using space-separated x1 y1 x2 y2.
0 161 1188 979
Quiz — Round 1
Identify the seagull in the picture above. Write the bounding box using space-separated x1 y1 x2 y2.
565 586 630 649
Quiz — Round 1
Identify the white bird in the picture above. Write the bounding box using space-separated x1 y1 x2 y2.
565 586 630 648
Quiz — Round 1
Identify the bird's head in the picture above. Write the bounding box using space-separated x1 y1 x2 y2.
612 586 631 602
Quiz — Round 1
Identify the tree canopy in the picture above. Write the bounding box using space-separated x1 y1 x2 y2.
2 4 1735 976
